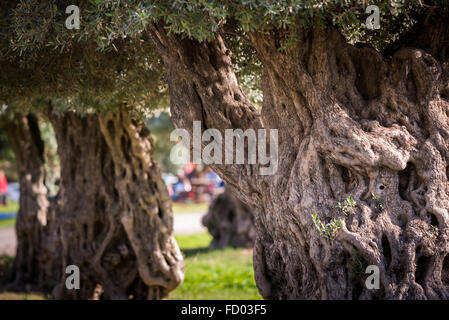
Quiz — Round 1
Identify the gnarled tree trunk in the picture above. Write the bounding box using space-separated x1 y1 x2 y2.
2 114 50 290
48 109 183 299
202 188 255 248
149 16 449 299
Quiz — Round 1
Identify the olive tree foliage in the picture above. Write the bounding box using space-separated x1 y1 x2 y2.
3 0 449 300
3 1 439 49
2 0 444 114
1 24 166 115
1 0 265 107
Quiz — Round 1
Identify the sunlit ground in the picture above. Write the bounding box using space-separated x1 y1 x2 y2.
170 233 261 300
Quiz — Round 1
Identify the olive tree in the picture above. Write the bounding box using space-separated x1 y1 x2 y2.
0 3 183 299
6 0 449 300
0 114 50 290
145 0 449 299
202 188 256 249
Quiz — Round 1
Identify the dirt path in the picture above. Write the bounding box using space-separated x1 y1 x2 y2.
0 227 16 256
174 212 207 235
0 212 206 256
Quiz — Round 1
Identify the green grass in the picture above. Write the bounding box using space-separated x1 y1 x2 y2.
175 233 213 250
0 218 15 229
172 202 209 214
170 233 262 300
0 201 18 214
0 201 18 229
0 291 44 300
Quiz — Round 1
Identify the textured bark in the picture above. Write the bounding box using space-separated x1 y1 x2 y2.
149 16 449 300
2 114 50 290
48 109 183 300
202 189 255 248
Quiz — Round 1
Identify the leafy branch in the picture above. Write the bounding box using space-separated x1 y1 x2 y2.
312 214 344 245
335 196 357 215
372 193 386 212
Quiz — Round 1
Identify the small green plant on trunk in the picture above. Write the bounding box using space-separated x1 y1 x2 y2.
335 196 357 215
350 249 368 279
372 194 386 213
312 214 344 245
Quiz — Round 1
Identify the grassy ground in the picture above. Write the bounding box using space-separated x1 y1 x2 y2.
0 219 17 228
170 233 261 300
0 202 19 214
0 232 261 300
0 291 44 300
0 219 15 229
0 202 19 229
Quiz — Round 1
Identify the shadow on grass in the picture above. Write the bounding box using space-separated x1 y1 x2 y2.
181 245 242 258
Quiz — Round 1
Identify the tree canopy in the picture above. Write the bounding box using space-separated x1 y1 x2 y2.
4 1 447 53
2 1 447 114
0 1 168 115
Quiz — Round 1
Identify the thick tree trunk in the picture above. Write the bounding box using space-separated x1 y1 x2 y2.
202 188 255 248
149 16 449 300
48 109 183 299
2 114 50 290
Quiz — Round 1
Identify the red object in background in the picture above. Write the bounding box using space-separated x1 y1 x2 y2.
0 173 7 194
184 162 195 175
